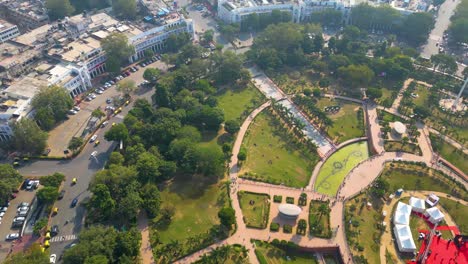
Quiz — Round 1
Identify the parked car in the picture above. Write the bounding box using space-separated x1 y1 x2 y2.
14 216 25 222
90 93 97 99
106 98 112 104
90 135 97 142
71 198 78 208
58 190 65 200
90 151 98 159
95 89 103 95
5 233 20 241
68 110 78 115
73 106 80 111
17 206 28 213
17 202 29 208
17 211 28 217
101 121 109 128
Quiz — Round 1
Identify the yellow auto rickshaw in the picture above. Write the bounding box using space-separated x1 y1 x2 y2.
44 240 50 248
112 122 116 126
94 140 100 146
45 232 51 239
53 207 58 215
72 178 77 185
125 100 130 106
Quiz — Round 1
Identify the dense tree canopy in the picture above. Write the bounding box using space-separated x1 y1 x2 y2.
101 33 134 73
337 64 374 88
46 0 75 20
449 0 468 44
4 243 49 264
112 0 137 19
32 85 74 130
0 164 23 204
12 118 48 155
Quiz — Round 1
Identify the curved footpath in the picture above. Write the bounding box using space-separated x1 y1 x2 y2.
174 75 467 263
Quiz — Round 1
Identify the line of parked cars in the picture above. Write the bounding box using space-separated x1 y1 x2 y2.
9 202 30 231
139 54 161 67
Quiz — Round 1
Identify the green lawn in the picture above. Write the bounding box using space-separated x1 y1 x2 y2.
216 85 265 121
240 111 318 187
238 191 270 229
377 109 406 123
411 84 430 108
345 193 383 264
380 163 467 200
315 142 369 196
430 134 468 174
156 176 229 243
439 197 468 234
254 240 318 264
309 201 331 238
315 98 364 144
383 141 422 156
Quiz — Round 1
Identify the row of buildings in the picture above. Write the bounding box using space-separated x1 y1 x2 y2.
217 0 431 24
0 0 194 142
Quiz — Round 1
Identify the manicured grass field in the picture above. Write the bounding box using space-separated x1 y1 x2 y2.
156 176 229 243
238 191 270 229
439 197 468 234
254 240 318 264
315 142 369 196
380 163 467 200
240 111 318 187
345 193 383 264
384 141 422 156
412 84 430 108
216 85 265 121
430 134 468 174
309 200 331 238
315 98 364 144
377 109 406 123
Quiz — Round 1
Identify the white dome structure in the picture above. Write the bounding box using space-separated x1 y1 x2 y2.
278 204 302 218
393 121 407 135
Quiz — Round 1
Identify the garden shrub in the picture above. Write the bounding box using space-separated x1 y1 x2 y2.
286 197 294 204
273 195 282 203
270 222 280 232
283 224 292 233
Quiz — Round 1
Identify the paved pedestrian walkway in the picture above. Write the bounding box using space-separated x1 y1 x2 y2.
137 211 155 264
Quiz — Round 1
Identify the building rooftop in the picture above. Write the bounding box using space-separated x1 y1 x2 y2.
0 41 30 67
3 75 46 99
0 0 48 21
0 18 15 30
14 24 53 46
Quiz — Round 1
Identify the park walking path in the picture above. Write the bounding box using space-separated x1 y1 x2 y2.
138 211 155 264
248 66 334 156
429 128 468 155
173 75 467 264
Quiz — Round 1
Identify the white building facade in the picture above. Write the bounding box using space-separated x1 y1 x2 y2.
0 20 20 43
129 18 194 63
47 64 93 98
217 0 352 24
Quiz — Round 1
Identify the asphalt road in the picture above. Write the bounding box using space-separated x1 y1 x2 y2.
17 60 166 260
421 0 461 59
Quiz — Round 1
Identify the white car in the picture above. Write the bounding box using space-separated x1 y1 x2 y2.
17 206 28 213
90 151 98 158
90 135 97 142
0 207 7 212
13 216 25 222
5 233 19 241
50 254 57 263
0 212 4 217
73 106 81 111
90 93 97 99
96 89 103 94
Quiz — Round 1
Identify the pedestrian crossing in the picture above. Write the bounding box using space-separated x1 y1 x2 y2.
50 234 77 243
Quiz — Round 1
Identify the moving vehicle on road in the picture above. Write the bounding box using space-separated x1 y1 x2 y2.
90 151 98 159
5 233 20 241
71 198 78 208
50 254 57 263
52 207 58 215
94 140 100 147
51 225 59 236
72 178 77 185
90 135 97 142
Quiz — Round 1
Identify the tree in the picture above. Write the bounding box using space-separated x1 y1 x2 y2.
224 120 240 134
101 33 134 73
449 18 468 44
218 207 235 229
4 243 49 264
109 152 125 165
139 183 161 218
112 0 137 19
12 118 48 155
104 123 129 142
68 137 84 152
194 146 225 178
237 148 247 162
337 64 374 88
0 164 23 204
117 79 137 97
46 0 75 20
202 30 214 44
135 152 162 183
89 184 116 221
413 105 431 119
399 12 434 46
37 186 59 204
367 87 383 100
39 173 65 188
32 85 74 130
143 68 161 83
91 108 105 119
144 49 154 59
431 54 457 74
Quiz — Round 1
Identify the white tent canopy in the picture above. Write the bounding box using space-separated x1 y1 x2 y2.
396 202 412 214
409 197 426 213
425 207 444 224
394 211 410 225
394 224 416 252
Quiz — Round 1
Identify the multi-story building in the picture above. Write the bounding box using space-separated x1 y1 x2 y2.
0 0 48 31
0 19 20 43
0 41 41 79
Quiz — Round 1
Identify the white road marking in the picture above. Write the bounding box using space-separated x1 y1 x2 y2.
50 234 77 243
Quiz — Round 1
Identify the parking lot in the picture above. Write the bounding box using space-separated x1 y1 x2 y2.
0 189 37 261
46 59 167 157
